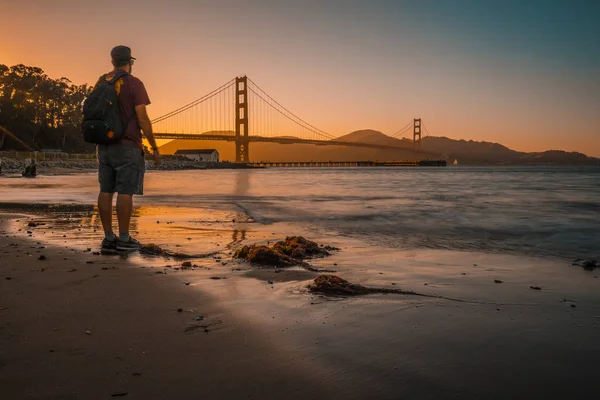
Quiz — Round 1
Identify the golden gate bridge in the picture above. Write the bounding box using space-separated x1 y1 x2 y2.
152 76 431 162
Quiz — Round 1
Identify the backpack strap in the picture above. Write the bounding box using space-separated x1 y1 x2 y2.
93 71 129 88
101 71 137 133
107 70 129 84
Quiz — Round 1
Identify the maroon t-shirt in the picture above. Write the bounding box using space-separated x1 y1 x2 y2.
101 70 150 149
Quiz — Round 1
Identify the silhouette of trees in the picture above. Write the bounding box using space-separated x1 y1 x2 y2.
0 64 93 152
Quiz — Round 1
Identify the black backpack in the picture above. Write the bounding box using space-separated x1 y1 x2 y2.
82 71 131 145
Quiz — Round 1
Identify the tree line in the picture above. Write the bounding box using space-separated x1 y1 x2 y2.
0 64 94 153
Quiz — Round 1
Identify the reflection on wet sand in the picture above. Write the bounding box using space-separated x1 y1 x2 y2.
230 229 247 248
2 202 256 257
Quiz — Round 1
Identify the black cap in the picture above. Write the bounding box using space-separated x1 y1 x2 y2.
110 45 136 63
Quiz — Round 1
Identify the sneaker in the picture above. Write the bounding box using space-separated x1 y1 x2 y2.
117 236 142 252
100 237 119 254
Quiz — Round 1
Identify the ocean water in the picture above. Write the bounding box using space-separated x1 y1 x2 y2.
1 166 599 261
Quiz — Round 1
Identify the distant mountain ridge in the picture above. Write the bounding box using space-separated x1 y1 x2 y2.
420 136 598 165
337 130 598 165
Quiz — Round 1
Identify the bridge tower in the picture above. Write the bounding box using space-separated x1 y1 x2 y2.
413 118 422 154
235 76 249 162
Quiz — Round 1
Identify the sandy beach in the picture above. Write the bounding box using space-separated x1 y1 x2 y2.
2 198 600 399
0 215 345 400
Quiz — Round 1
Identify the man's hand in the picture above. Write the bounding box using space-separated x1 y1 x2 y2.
152 148 161 165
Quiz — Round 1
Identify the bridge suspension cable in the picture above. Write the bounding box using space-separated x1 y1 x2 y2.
246 78 336 141
248 86 336 141
390 120 414 138
151 78 235 124
151 79 237 136
422 122 431 137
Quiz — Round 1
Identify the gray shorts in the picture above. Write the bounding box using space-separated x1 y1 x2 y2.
97 145 146 195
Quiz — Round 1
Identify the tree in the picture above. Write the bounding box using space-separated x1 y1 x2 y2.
0 64 94 152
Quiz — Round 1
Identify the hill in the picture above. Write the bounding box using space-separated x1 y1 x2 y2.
337 129 415 148
338 129 401 145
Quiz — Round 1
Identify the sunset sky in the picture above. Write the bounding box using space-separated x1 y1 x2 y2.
3 0 599 155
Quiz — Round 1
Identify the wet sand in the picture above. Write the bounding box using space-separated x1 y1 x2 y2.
2 211 600 399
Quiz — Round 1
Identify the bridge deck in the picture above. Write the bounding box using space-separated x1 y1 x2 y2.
247 160 447 168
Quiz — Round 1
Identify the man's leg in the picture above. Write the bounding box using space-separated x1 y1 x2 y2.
98 192 115 235
97 145 117 250
116 194 133 238
113 146 145 251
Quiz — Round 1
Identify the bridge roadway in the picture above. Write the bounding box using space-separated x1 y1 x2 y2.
153 133 410 151
247 160 447 168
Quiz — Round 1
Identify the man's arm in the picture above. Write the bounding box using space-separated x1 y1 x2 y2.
135 104 156 149
135 104 160 163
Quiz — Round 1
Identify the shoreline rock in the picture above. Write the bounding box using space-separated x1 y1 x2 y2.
0 156 258 174
572 259 598 271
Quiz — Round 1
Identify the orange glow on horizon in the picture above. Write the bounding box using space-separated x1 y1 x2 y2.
2 1 599 157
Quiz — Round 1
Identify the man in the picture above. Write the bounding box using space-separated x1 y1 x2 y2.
22 158 35 177
97 45 160 253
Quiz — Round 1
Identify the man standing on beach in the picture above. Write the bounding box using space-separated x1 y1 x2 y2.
96 45 160 252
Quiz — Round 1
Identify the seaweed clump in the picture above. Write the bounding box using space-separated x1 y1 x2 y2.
234 236 337 267
234 245 297 267
140 243 195 259
308 275 372 296
308 275 419 297
140 243 165 256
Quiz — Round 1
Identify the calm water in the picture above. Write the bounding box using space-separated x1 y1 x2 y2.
1 166 599 260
